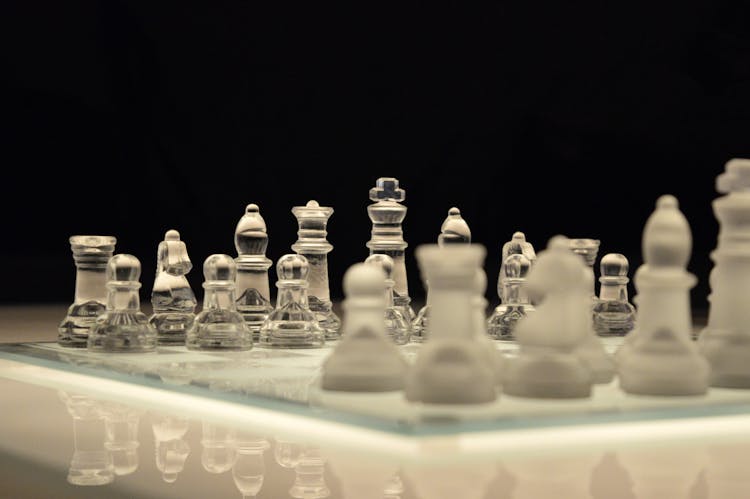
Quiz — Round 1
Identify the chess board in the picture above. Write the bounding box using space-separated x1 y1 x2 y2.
3 337 750 445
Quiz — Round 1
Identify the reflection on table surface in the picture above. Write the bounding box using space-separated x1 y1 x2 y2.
1 378 749 499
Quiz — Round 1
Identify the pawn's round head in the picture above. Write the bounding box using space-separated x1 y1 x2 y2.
600 253 629 276
343 262 387 299
364 254 394 279
164 229 180 241
107 254 141 282
203 254 236 282
277 254 309 281
503 253 531 279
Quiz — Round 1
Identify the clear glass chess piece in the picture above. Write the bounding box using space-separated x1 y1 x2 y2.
149 229 197 345
58 391 115 486
151 412 190 483
232 431 270 499
487 253 535 340
289 446 330 499
412 207 471 341
291 200 341 340
234 204 273 340
274 438 304 469
568 238 601 303
259 254 325 348
497 231 536 298
187 254 254 351
367 177 415 323
364 254 412 345
58 235 117 348
592 253 636 336
87 254 158 353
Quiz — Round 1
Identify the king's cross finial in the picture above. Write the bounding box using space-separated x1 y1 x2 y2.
369 177 405 202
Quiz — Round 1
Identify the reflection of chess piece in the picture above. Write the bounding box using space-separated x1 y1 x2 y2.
201 422 237 474
704 443 750 498
367 177 415 323
588 452 635 499
404 454 496 499
259 254 325 348
412 207 471 341
234 204 273 340
503 451 601 499
289 446 330 499
487 253 535 340
592 253 636 337
232 431 270 499
383 471 405 499
101 401 142 476
149 229 197 345
59 235 117 347
58 391 114 486
363 255 412 345
87 254 158 352
618 445 706 499
325 447 397 499
292 200 341 340
187 254 253 351
273 437 303 469
405 244 497 404
151 412 190 483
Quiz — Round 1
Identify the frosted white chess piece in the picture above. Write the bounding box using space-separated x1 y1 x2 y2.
502 236 594 398
200 422 237 474
149 229 197 345
699 158 750 388
405 244 497 404
364 254 412 345
616 195 709 396
320 262 408 392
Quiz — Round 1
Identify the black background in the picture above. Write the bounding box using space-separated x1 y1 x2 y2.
3 1 750 312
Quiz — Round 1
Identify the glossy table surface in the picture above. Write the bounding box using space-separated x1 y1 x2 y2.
0 304 748 499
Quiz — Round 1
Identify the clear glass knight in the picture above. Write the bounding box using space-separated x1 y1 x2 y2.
234 204 273 340
366 177 415 322
58 235 117 347
149 229 197 345
592 253 636 336
291 200 341 340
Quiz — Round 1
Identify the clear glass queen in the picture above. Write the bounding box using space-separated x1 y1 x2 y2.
234 204 273 340
58 235 117 347
259 254 325 348
366 177 415 322
291 200 341 339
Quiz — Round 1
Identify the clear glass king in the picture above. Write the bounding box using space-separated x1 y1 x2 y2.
234 204 273 340
58 235 117 347
366 177 415 322
291 200 341 339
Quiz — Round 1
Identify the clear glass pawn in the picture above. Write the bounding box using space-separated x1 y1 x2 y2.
291 200 341 340
259 254 325 348
593 253 636 336
411 207 471 342
149 229 197 345
487 253 535 340
568 238 601 304
234 204 273 340
364 254 411 345
58 235 117 347
87 254 158 353
186 254 253 351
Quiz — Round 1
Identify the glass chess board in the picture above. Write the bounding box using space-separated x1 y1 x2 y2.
2 337 750 441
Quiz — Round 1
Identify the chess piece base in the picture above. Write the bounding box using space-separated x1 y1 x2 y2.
58 301 107 347
149 312 194 345
502 354 592 399
87 312 157 353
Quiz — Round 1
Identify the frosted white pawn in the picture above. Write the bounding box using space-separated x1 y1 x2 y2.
502 236 593 398
320 263 408 392
412 207 472 341
87 254 157 353
617 195 709 395
149 229 197 345
186 254 253 351
699 158 750 388
404 244 497 404
363 254 411 345
592 253 636 336
259 254 325 348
